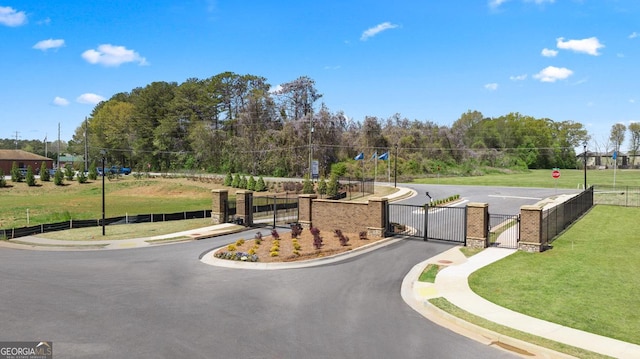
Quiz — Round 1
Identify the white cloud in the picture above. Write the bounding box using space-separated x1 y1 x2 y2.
484 83 499 91
0 6 27 27
81 44 148 67
510 74 527 81
629 32 639 39
533 66 573 82
33 39 65 51
76 93 106 105
630 99 636 104
269 85 283 94
556 37 604 56
526 0 555 4
489 0 510 8
360 22 399 41
541 48 558 57
52 97 70 106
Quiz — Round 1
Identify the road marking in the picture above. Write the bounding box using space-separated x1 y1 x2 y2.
488 195 542 200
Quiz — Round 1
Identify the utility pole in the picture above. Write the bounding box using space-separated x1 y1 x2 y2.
84 117 88 172
14 131 19 149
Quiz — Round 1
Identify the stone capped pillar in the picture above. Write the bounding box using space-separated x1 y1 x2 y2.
466 203 489 249
235 190 253 227
298 194 317 229
367 197 388 238
519 205 543 252
211 189 228 224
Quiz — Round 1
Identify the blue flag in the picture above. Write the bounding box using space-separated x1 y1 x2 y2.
378 152 389 160
354 152 364 160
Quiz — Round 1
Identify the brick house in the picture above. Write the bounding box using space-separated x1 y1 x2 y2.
0 149 54 174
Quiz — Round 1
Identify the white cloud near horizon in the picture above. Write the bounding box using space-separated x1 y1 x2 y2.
541 48 558 57
360 22 399 41
0 6 27 26
76 93 106 104
556 37 604 56
489 0 553 9
510 74 527 81
533 66 573 82
33 39 65 51
484 83 499 91
81 44 148 66
629 32 639 39
52 97 69 106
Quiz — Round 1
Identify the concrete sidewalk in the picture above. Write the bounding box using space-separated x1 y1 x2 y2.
2 223 245 250
402 246 640 359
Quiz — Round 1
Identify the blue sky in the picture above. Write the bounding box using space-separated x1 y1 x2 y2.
1 0 639 151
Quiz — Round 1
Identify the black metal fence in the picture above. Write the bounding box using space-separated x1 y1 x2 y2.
489 213 520 249
387 203 466 244
252 195 299 227
0 210 212 240
593 185 640 207
543 186 594 244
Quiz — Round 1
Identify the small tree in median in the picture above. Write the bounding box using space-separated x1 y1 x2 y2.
10 161 22 182
39 162 50 182
54 168 64 186
64 166 75 181
25 166 36 186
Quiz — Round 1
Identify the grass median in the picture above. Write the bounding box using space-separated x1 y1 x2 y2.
469 205 640 345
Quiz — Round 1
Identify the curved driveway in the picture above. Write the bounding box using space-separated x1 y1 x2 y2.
0 185 575 358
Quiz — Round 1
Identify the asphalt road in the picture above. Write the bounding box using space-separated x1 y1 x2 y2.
0 184 575 358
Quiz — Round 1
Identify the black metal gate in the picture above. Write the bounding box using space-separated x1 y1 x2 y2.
489 213 520 249
252 195 299 228
387 203 466 244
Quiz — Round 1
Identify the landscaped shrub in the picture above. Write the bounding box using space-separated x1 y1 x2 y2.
317 176 327 196
10 162 22 182
334 229 349 246
39 162 50 182
290 223 302 239
254 232 262 244
255 176 267 192
310 227 323 249
359 231 368 240
224 172 233 186
227 244 237 251
214 251 259 262
231 173 240 188
53 168 64 186
64 166 75 181
25 166 36 186
271 229 280 240
77 170 88 184
239 175 247 189
292 239 301 251
88 162 98 180
302 175 314 194
235 239 245 246
247 176 255 191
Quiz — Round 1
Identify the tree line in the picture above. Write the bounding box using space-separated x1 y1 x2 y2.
4 72 596 178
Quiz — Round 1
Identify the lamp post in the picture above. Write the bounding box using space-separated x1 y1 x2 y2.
583 142 587 190
100 149 106 236
394 144 398 188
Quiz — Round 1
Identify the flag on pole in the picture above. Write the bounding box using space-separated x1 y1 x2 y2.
371 151 377 160
354 152 364 160
378 152 389 160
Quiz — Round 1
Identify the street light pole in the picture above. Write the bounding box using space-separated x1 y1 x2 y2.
583 142 587 190
100 149 106 236
394 144 398 188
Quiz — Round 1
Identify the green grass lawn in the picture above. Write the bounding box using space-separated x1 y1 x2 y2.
469 205 640 345
413 169 640 188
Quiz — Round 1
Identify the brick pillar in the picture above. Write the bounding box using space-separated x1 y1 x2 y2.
519 205 543 252
211 189 228 224
466 203 489 249
236 190 253 227
367 197 388 238
298 194 317 229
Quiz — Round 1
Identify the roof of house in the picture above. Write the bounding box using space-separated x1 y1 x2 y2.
0 149 53 161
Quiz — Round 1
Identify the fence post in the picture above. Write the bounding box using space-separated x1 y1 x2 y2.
466 203 489 249
423 204 429 241
211 189 228 224
298 194 317 229
519 205 544 252
236 190 254 227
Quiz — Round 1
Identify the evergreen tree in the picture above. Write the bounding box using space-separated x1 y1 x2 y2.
77 170 88 184
64 166 75 181
247 176 256 191
88 162 98 180
40 162 50 182
302 175 315 194
255 176 267 192
317 176 327 197
25 166 36 186
0 168 6 187
239 175 247 189
231 173 240 188
224 172 233 186
11 161 22 182
326 173 339 197
54 168 64 186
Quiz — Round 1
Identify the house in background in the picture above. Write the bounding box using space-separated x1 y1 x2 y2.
0 149 54 174
577 151 630 169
